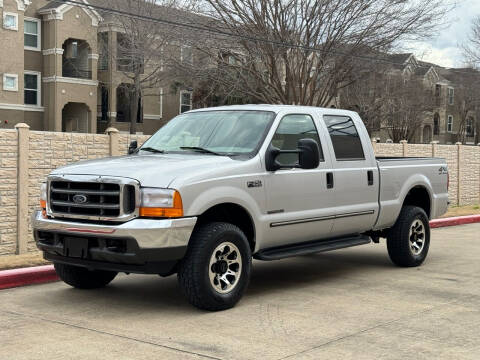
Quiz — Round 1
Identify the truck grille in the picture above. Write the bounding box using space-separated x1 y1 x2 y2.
48 178 137 221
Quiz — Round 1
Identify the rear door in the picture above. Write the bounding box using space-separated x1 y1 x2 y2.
320 114 379 236
262 111 336 249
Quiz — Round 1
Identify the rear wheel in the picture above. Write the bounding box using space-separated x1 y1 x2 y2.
54 263 117 289
387 206 430 267
177 222 251 311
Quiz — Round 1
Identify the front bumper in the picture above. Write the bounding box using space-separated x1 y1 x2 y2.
32 211 197 274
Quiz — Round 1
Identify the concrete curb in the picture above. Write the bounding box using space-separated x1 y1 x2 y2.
430 214 480 228
0 265 58 290
1 215 480 290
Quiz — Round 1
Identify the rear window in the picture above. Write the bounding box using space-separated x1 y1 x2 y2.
323 115 365 161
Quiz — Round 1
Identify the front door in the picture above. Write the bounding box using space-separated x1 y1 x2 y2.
263 112 335 249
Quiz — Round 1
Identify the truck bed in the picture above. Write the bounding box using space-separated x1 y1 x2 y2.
374 156 449 231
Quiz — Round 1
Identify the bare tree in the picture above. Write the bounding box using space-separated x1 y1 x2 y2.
463 16 480 68
381 76 435 143
95 0 188 133
450 71 480 143
195 0 451 106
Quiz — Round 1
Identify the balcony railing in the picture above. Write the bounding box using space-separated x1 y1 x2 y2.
62 59 92 79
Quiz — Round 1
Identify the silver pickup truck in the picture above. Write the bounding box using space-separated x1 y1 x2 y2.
33 105 449 310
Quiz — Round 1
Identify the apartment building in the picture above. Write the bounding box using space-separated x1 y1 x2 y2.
0 0 192 134
342 53 479 144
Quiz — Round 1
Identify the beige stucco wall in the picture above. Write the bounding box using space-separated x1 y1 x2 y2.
1 127 479 256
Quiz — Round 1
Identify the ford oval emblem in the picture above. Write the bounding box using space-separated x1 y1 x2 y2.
73 194 88 204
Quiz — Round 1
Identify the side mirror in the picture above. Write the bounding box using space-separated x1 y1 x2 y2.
265 138 320 171
297 138 320 169
128 140 138 154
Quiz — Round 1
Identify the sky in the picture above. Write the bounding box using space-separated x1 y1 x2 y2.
409 0 480 68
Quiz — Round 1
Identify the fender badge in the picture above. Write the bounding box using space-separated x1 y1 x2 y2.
247 180 262 188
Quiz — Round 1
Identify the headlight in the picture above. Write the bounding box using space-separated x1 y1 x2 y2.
40 182 47 209
139 188 183 218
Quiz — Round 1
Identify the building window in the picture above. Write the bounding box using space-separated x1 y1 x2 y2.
466 118 474 137
435 84 441 97
180 91 192 113
448 87 454 105
3 73 18 91
24 18 41 51
433 114 440 135
24 72 41 106
447 115 453 133
181 45 193 65
3 12 18 31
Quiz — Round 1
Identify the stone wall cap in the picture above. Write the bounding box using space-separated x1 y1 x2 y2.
400 140 408 143
14 123 30 129
430 141 439 144
455 142 462 145
105 127 119 134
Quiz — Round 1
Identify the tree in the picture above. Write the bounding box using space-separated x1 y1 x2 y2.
196 0 451 107
95 0 188 133
463 16 480 68
449 70 480 143
381 76 435 143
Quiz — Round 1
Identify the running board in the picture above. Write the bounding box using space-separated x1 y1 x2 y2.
254 235 372 261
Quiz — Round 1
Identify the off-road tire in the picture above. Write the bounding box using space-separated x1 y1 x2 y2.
54 263 117 289
387 205 430 267
177 222 252 311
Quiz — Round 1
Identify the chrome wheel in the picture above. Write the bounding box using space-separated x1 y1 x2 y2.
409 219 425 256
209 242 242 294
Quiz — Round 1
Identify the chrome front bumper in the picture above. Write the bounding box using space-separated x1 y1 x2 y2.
32 210 197 250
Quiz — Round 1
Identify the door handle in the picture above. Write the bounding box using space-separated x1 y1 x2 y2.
326 172 334 189
367 170 374 186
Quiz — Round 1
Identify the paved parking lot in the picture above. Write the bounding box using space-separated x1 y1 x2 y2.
1 223 480 360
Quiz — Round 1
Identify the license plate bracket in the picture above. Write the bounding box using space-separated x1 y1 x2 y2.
64 237 89 258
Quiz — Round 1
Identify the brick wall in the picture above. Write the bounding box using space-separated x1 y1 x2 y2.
0 125 479 256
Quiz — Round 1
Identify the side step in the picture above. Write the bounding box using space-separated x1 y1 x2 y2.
254 235 371 261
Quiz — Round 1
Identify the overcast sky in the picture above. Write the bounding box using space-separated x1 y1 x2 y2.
409 0 480 68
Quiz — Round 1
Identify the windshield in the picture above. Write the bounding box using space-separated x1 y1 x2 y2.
140 110 275 155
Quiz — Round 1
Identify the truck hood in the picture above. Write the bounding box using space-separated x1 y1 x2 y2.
51 154 236 188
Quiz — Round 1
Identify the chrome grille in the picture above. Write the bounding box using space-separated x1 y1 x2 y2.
47 175 139 222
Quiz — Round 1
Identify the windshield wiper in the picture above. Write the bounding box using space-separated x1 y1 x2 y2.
180 146 223 155
139 147 165 154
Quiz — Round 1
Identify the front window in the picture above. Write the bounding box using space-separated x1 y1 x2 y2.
448 88 454 105
24 72 40 106
3 13 18 31
271 114 324 165
140 110 275 156
180 91 192 113
466 118 474 137
3 74 18 91
24 18 40 50
447 115 453 133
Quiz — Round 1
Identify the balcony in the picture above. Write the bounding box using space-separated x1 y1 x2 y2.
62 39 92 80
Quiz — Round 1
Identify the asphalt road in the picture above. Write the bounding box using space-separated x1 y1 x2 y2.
2 224 480 360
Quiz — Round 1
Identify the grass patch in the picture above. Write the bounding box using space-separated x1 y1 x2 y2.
441 204 480 218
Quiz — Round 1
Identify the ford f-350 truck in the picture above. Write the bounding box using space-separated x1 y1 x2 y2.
33 105 449 310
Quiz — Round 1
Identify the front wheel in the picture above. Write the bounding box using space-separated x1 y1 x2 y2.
387 206 430 267
177 222 252 311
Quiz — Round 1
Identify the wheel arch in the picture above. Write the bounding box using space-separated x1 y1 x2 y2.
402 185 432 219
194 202 256 252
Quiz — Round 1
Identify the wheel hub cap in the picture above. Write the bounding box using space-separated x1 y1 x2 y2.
209 242 242 294
409 219 426 256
